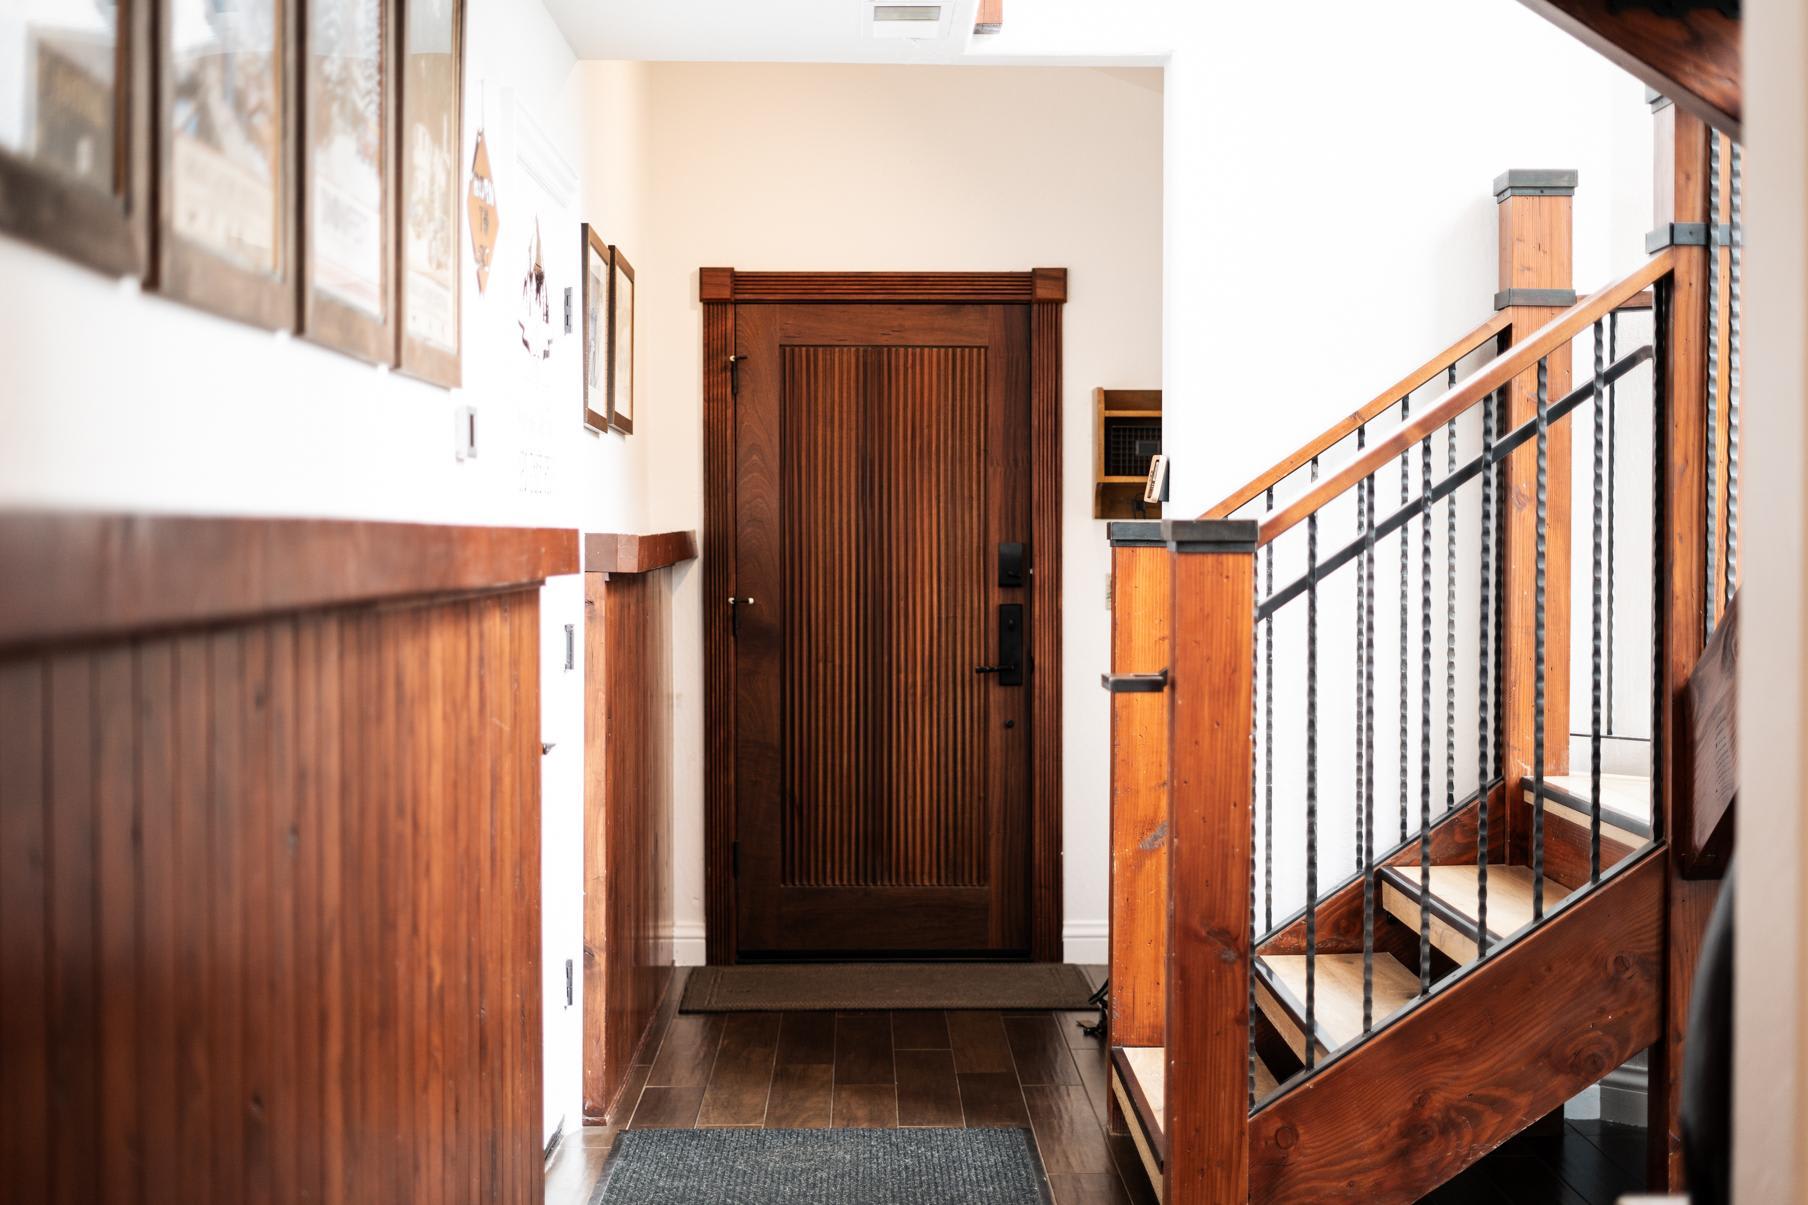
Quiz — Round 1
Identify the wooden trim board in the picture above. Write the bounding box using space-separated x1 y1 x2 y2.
584 531 699 575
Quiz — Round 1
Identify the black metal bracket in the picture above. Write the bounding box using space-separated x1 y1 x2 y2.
729 353 748 397
1492 168 1578 201
1647 222 1711 252
1100 670 1168 694
1494 288 1579 310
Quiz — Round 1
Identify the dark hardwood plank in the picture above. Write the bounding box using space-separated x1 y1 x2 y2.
831 1084 899 1129
698 1012 781 1127
834 1013 896 1086
958 1071 1030 1128
891 1010 950 1051
0 660 49 1204
948 1011 1013 1074
93 648 141 1205
172 636 214 1205
629 1086 707 1130
239 626 277 1205
765 1064 833 1129
1027 1084 1115 1176
895 1049 963 1127
1005 1014 1082 1086
646 1015 724 1088
133 643 180 1205
777 1011 838 1065
1568 1118 1649 1185
1050 1172 1139 1205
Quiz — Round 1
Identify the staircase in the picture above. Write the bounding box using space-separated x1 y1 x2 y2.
1102 95 1742 1203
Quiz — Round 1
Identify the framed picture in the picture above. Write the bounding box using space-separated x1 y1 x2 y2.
396 0 463 387
0 0 151 276
608 244 635 434
156 0 299 330
580 223 611 432
300 0 396 363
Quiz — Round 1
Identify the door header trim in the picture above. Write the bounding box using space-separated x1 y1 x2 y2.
700 268 1067 305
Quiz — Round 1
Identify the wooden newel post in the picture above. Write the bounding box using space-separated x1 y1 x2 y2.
1163 519 1257 1204
1496 168 1578 831
1647 92 1719 1193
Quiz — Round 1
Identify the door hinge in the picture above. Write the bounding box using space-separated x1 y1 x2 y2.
729 353 748 398
732 840 741 877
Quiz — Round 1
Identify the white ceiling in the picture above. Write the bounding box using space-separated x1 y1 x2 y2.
541 0 1173 66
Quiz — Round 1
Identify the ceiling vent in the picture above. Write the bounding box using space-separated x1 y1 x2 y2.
865 2 953 39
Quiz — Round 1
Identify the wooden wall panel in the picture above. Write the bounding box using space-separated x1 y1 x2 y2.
583 564 679 1124
0 587 546 1205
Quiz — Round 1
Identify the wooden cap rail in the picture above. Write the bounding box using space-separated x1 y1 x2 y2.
583 530 699 575
0 512 579 651
1258 249 1678 546
1201 310 1512 521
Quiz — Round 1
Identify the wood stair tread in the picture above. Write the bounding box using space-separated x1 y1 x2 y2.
1111 1045 1167 1183
1381 865 1571 963
1525 772 1653 842
1257 951 1418 1057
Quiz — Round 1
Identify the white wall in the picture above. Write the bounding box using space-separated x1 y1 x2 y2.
1735 0 1808 1196
624 61 1165 965
0 0 647 1148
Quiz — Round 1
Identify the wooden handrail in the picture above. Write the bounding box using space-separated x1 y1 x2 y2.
1201 311 1512 520
1259 249 1678 546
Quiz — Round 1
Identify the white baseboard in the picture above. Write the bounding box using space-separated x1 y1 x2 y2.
1063 920 1108 965
671 922 707 966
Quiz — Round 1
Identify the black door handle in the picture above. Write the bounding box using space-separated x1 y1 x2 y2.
974 603 1024 686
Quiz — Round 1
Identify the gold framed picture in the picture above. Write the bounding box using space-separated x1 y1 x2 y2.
0 0 151 277
608 244 635 435
156 0 299 330
580 223 612 432
300 0 396 364
396 0 463 387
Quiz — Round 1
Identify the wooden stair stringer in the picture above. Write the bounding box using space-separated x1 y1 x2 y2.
1248 850 1664 1204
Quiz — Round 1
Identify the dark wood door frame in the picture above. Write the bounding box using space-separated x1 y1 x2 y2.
701 267 1067 964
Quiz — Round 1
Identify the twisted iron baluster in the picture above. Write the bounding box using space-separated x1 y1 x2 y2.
1591 321 1606 885
1533 357 1549 923
1355 426 1368 874
1727 140 1743 602
1477 389 1494 957
1445 367 1458 820
1264 487 1275 931
1419 434 1434 993
1250 554 1260 1108
1362 464 1377 1031
1705 131 1721 639
1606 313 1618 736
1305 456 1320 1070
1399 397 1411 845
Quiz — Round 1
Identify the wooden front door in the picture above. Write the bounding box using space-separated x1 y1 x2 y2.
731 302 1034 957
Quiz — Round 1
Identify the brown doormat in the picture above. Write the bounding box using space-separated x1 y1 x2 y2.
680 962 1096 1013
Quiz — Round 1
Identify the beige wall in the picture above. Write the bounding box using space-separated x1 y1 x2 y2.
1736 0 1808 1198
616 61 1165 961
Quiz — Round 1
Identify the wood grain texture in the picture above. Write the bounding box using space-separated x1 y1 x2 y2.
582 567 678 1124
703 298 737 964
0 582 547 1205
1108 545 1171 1048
1250 853 1665 1203
1499 186 1577 842
583 531 699 575
1163 545 1255 1205
0 513 577 652
1647 104 1723 1192
699 268 1063 304
1682 591 1735 874
1514 0 1739 139
1202 311 1512 520
1030 293 1065 961
1259 252 1676 545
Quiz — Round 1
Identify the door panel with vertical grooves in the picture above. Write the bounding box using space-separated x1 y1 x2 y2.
735 303 1031 956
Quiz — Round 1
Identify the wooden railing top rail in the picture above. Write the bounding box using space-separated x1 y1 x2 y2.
1201 311 1513 521
1259 249 1678 546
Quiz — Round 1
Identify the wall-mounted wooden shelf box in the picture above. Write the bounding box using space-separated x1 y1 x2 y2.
1094 388 1162 519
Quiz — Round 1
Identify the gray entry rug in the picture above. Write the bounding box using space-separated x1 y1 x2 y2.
679 962 1094 1013
590 1127 1050 1205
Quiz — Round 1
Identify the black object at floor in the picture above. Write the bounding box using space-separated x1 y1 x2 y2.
1683 862 1735 1205
590 1128 1050 1205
